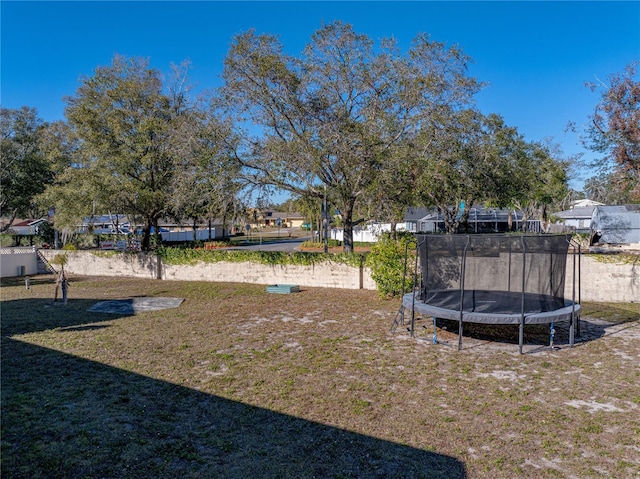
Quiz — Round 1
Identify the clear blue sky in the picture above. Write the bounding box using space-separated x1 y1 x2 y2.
2 1 639 192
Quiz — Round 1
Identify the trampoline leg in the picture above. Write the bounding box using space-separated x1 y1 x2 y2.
458 319 463 351
569 314 575 348
549 322 555 350
518 321 524 355
433 316 437 344
410 306 415 338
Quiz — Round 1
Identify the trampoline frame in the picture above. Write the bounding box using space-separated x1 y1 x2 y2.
394 234 582 353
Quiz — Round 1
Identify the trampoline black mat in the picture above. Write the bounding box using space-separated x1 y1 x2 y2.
423 289 565 314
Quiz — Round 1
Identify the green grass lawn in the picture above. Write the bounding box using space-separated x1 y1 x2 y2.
2 275 639 478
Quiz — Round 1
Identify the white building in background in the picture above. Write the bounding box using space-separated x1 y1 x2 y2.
330 222 408 243
554 200 604 233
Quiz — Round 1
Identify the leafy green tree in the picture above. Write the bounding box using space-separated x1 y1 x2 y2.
0 107 54 231
364 139 419 239
36 120 95 241
59 55 234 250
415 111 569 233
581 62 640 202
415 109 501 233
479 116 569 232
167 108 241 241
218 21 481 252
507 140 570 232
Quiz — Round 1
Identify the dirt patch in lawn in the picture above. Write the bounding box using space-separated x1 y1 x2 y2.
2 275 639 478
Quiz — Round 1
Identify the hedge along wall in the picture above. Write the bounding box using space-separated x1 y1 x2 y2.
37 249 638 301
39 250 377 290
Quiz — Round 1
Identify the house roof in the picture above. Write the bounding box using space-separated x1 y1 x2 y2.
255 210 305 220
4 218 48 235
416 207 530 223
82 215 130 225
554 206 596 219
570 199 604 208
404 207 433 221
270 211 304 220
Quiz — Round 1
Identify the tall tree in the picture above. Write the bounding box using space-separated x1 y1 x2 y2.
415 112 569 233
0 107 54 232
582 62 640 201
218 22 481 252
415 109 502 233
507 140 570 232
36 120 98 242
61 55 232 250
369 142 420 238
583 173 633 205
167 114 241 241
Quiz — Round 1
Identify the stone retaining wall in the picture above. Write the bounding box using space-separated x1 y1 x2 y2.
565 254 638 303
38 250 377 290
32 249 640 302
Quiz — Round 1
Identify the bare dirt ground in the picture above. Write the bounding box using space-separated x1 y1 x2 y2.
2 275 639 478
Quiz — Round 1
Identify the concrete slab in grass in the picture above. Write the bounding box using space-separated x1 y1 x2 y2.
88 297 184 314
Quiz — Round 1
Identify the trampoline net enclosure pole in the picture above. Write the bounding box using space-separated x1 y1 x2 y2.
519 236 526 355
458 236 470 351
410 239 421 338
577 242 582 338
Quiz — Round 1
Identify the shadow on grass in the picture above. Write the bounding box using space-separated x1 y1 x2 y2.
1 298 130 336
1 298 466 479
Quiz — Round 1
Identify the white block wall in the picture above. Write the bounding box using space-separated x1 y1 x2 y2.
0 247 38 278
27 249 640 302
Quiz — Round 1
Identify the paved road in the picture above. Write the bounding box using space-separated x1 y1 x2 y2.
224 236 311 252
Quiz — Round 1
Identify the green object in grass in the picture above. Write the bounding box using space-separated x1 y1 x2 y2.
266 284 300 294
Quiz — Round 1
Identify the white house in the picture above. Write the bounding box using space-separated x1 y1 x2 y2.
553 200 604 233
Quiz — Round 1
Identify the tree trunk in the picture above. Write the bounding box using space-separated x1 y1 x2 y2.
0 209 18 233
153 218 160 248
341 200 356 253
141 220 152 251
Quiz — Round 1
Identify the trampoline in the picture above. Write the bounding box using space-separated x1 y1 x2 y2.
397 234 581 353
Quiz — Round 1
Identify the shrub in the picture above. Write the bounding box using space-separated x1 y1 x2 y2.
366 232 416 298
50 252 69 269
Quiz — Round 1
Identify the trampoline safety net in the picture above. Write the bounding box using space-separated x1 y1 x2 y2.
417 234 573 315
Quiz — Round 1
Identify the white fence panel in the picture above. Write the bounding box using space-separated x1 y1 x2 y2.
160 229 216 242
